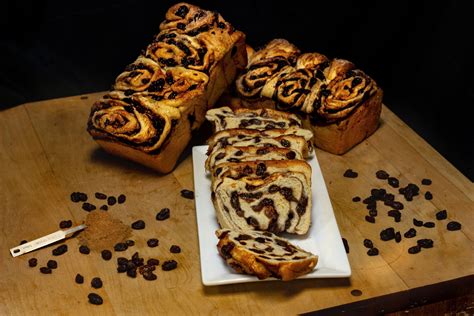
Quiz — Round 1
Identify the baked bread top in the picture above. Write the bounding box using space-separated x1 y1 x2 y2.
235 39 380 123
88 3 244 154
216 229 317 280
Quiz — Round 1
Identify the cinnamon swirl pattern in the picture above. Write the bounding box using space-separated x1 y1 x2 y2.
235 39 379 123
87 3 245 171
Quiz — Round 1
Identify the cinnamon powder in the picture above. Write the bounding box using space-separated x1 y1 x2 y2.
79 211 131 251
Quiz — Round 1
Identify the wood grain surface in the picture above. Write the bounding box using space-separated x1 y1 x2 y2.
0 92 472 315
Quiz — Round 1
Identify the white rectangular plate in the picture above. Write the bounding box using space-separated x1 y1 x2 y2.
192 145 351 286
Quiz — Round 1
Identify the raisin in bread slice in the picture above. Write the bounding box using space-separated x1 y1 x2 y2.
205 145 303 171
207 127 313 158
216 229 318 280
211 160 312 235
206 106 302 132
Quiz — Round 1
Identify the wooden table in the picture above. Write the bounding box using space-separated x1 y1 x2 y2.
0 92 472 315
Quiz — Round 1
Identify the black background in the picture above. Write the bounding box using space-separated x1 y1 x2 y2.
1 0 472 180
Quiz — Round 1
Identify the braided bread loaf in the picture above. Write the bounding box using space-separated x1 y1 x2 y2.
87 3 247 173
234 39 383 154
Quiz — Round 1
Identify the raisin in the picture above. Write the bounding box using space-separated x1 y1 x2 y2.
131 220 145 230
234 150 244 156
100 205 108 211
88 293 103 305
421 178 432 185
143 271 158 281
170 245 181 253
413 218 423 227
75 273 84 284
101 250 112 261
256 163 267 176
436 210 447 220
117 265 127 273
40 267 52 274
268 185 280 194
408 245 421 254
91 277 103 289
95 192 107 200
387 177 399 188
286 151 296 159
404 228 417 238
391 201 404 210
127 269 137 278
47 260 58 269
28 258 38 267
424 192 433 200
147 258 160 266
280 139 291 147
82 202 96 212
215 153 225 160
352 196 361 202
367 248 379 256
447 221 461 231
181 189 195 199
118 194 126 204
365 215 375 223
423 221 435 228
417 239 434 249
162 260 178 271
156 208 170 221
147 238 159 248
114 243 128 252
79 245 90 255
52 244 68 256
387 209 401 221
342 238 350 254
126 240 135 247
395 232 402 243
107 196 117 206
71 192 87 202
59 220 73 229
380 227 396 241
343 169 358 178
369 209 378 217
117 257 128 266
376 170 389 179
363 239 373 248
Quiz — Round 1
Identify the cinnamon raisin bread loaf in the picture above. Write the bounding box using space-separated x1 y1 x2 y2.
216 229 317 280
87 3 247 173
205 145 303 171
233 39 383 155
211 160 312 235
206 106 301 132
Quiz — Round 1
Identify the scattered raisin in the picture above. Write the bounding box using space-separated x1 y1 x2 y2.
181 189 195 199
143 271 158 281
156 208 170 221
147 238 159 248
101 250 112 261
162 260 178 271
436 210 447 220
75 273 84 284
380 227 396 241
376 170 389 179
71 192 87 203
131 220 145 230
387 177 399 188
100 205 108 211
107 196 117 206
404 228 417 238
424 191 433 200
88 293 103 305
408 245 421 254
114 243 128 252
118 194 126 204
91 277 103 289
395 232 402 243
423 221 435 228
79 245 90 255
126 240 135 247
352 196 361 202
365 215 376 223
95 192 107 200
82 202 96 212
413 218 423 227
343 169 358 178
367 248 379 256
363 239 373 248
52 244 68 256
447 221 461 231
421 178 432 185
59 220 73 229
40 266 52 274
47 260 58 269
417 239 434 249
170 245 181 253
147 258 160 266
28 258 38 267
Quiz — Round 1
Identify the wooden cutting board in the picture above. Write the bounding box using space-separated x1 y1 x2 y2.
0 92 472 315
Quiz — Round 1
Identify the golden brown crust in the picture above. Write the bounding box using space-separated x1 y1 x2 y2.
87 3 247 173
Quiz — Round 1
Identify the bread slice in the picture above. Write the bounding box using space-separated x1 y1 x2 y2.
205 145 303 171
206 127 313 158
206 106 302 132
216 229 317 280
211 160 312 235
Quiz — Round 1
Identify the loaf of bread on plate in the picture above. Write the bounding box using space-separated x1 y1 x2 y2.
211 160 312 235
233 39 383 155
216 229 317 280
87 3 247 173
205 145 303 171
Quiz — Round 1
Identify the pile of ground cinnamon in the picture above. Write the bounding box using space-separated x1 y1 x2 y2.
79 211 131 251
